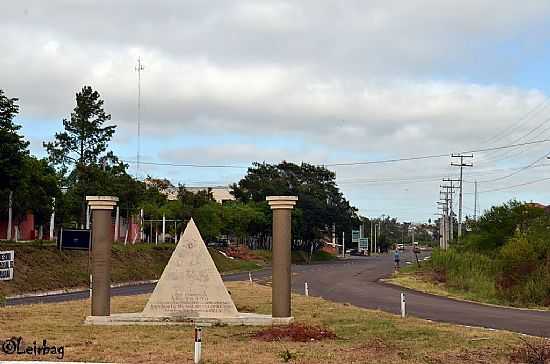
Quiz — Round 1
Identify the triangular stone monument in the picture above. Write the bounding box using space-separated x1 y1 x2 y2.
142 218 239 318
85 217 292 326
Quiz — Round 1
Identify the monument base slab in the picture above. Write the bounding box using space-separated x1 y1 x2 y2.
84 313 293 326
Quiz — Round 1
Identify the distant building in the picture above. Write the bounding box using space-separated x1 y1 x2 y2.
186 186 235 204
143 178 235 204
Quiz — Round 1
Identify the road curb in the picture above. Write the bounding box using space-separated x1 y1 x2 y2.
6 279 160 300
379 278 550 313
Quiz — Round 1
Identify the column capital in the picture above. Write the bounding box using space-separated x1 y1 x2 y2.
86 196 119 210
266 196 298 210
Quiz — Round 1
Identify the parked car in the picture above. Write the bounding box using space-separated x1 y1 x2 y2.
396 243 405 251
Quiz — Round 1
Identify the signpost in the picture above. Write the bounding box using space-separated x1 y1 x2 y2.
358 238 369 254
0 250 14 281
352 230 360 243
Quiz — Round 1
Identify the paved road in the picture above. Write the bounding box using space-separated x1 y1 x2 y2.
7 252 550 337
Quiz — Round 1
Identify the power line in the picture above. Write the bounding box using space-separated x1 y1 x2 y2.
123 160 249 169
121 138 550 171
478 98 550 147
325 138 550 167
474 176 550 194
475 151 550 183
479 117 550 164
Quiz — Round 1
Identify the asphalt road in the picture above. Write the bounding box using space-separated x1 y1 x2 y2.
7 251 550 337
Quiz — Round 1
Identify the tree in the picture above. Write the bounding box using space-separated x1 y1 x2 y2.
0 89 29 191
44 86 117 224
11 156 60 226
232 161 359 248
44 86 116 171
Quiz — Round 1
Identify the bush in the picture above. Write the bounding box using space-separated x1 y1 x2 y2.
430 249 498 302
497 219 550 306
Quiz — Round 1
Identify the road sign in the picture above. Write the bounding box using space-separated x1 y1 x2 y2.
359 238 369 251
352 230 360 243
0 250 14 281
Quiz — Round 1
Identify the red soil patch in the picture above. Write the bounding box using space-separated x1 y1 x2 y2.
225 245 257 260
253 323 337 342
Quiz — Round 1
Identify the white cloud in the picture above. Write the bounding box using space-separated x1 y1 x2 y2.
2 0 550 220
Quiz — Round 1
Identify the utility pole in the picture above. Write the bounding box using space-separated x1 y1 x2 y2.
442 178 459 241
474 180 478 221
135 57 144 179
377 220 381 253
373 222 377 254
7 190 13 240
451 154 473 239
370 220 373 256
438 189 450 250
342 231 345 257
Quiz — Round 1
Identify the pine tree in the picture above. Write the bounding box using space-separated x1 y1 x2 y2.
44 86 116 172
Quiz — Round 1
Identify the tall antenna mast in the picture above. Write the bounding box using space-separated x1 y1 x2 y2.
135 57 144 179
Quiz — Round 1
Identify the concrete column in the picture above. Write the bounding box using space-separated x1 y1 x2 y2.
266 196 298 318
86 196 118 317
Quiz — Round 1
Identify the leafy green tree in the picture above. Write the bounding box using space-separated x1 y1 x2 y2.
0 89 29 191
232 161 359 247
464 200 545 252
194 202 223 241
11 156 60 226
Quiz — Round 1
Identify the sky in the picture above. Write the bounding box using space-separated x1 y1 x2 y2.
2 0 550 222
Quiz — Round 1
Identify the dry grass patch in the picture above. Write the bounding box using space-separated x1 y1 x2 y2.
0 281 524 363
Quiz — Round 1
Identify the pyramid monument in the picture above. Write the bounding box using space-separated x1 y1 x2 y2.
86 217 291 326
142 218 239 318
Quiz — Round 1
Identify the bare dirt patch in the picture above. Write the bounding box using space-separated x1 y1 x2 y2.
253 323 337 342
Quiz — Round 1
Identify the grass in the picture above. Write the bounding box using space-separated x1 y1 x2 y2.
387 250 550 310
0 281 523 363
0 242 260 297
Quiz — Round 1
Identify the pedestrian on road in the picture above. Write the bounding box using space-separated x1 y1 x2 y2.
394 250 400 270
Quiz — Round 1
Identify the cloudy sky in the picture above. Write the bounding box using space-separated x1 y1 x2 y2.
2 0 550 222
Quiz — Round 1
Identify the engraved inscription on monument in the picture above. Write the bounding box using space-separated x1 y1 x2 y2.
142 218 239 318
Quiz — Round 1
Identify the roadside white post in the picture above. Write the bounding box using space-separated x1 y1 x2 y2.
305 282 309 296
194 326 202 364
89 274 93 300
400 292 406 318
249 271 253 284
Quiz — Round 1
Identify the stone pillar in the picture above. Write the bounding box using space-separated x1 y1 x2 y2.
266 196 298 318
86 196 118 316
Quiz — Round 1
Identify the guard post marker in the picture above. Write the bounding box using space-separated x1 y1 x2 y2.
194 326 202 364
305 282 309 296
400 292 406 318
249 271 253 284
